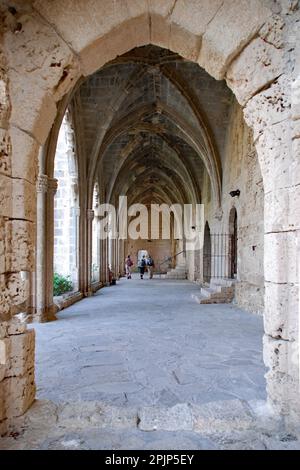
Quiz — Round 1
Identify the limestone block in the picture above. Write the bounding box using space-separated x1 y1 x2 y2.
0 323 8 340
0 129 12 177
226 38 283 105
244 75 291 140
198 0 271 79
169 23 201 63
10 127 38 184
5 220 35 272
3 368 35 418
264 187 300 233
0 217 6 275
265 368 294 415
264 231 298 284
292 75 300 121
7 317 27 336
0 275 10 320
192 399 254 434
57 402 137 430
255 121 297 194
170 0 223 37
33 0 148 59
4 10 80 102
263 334 289 374
0 70 10 128
0 174 12 218
79 13 150 76
6 330 35 378
0 339 9 380
8 72 57 146
6 272 30 316
138 404 193 431
149 0 177 17
149 13 170 52
259 14 285 49
12 178 36 221
264 282 299 341
293 120 300 139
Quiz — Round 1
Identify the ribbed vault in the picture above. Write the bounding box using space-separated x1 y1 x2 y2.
70 45 233 210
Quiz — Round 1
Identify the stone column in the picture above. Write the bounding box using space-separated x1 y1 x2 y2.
34 175 58 322
86 209 94 296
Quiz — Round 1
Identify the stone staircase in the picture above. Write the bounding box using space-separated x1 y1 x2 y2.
192 278 235 304
164 262 187 280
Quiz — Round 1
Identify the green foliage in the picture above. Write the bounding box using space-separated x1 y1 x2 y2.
53 272 73 296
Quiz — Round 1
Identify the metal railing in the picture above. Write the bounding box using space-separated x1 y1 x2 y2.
158 250 185 277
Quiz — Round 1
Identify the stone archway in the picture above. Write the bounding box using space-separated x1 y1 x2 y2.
0 0 299 434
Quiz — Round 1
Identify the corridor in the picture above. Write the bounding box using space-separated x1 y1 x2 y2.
34 276 266 406
4 276 297 450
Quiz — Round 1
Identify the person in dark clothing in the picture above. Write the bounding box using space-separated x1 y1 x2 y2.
147 255 155 279
138 255 146 279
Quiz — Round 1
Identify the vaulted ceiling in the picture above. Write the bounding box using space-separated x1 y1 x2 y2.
71 45 233 207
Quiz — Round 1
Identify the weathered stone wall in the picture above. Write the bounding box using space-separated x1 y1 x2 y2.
0 0 299 434
0 7 35 435
222 101 264 315
186 98 264 316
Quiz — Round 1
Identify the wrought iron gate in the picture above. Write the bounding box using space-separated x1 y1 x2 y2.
203 233 235 281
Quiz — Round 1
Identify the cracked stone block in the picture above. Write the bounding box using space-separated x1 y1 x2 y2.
138 403 193 431
57 401 137 430
244 75 291 140
263 334 289 375
6 329 35 378
264 186 300 233
0 174 12 218
292 75 300 120
33 0 149 57
3 368 35 419
0 275 10 320
5 7 80 110
199 0 270 79
191 399 254 434
264 232 298 284
0 70 10 127
5 272 30 316
255 121 299 193
12 179 36 221
170 0 223 37
0 129 11 177
7 317 27 336
259 14 285 49
264 282 299 341
0 217 6 275
226 37 283 105
5 220 35 272
10 127 38 184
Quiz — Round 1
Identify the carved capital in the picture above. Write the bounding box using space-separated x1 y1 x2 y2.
87 209 94 221
36 174 48 193
48 178 58 195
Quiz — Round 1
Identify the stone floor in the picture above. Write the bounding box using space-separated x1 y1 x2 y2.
1 275 300 450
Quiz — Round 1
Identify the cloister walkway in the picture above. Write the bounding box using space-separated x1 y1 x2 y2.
2 276 299 449
35 275 266 406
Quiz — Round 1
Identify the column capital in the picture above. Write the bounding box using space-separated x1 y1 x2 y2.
87 209 94 220
48 177 58 195
36 174 48 193
36 175 58 195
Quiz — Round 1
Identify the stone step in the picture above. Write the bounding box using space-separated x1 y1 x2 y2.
210 278 235 288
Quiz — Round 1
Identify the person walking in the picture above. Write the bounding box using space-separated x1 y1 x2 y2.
138 255 146 279
147 255 155 279
125 255 133 279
